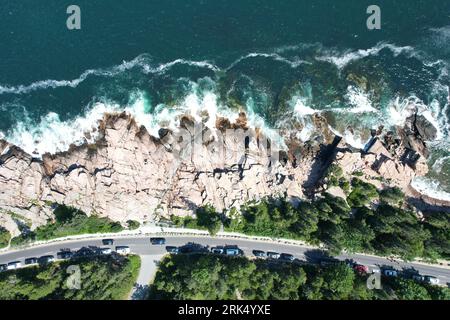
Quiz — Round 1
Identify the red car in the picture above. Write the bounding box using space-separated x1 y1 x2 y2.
353 264 369 274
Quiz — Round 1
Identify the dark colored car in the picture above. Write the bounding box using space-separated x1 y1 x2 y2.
24 257 38 265
38 255 55 265
252 250 266 257
150 238 166 245
102 239 114 245
0 264 7 272
179 242 209 254
166 246 179 254
57 251 74 260
279 253 295 261
75 247 96 257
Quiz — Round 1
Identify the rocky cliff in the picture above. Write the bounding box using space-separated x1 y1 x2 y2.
0 110 446 235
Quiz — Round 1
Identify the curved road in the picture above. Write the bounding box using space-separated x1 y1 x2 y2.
1 235 449 286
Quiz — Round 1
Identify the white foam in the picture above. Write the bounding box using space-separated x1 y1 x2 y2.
432 155 450 174
6 103 118 156
293 98 319 117
0 55 220 95
297 124 314 142
227 52 308 71
411 176 450 202
148 59 220 74
316 42 414 69
328 125 370 150
386 96 444 140
342 86 378 114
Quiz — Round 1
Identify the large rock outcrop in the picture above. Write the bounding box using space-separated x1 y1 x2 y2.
0 111 441 233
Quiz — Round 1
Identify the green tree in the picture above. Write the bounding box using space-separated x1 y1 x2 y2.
0 227 11 249
196 205 222 235
347 178 378 207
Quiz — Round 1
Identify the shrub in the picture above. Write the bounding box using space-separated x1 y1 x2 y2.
378 187 404 206
0 227 11 249
10 205 124 245
126 220 140 230
347 178 378 207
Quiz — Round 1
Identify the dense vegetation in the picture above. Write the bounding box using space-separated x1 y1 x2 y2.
11 205 123 246
150 254 449 300
171 204 222 235
0 255 140 300
0 226 11 249
175 178 449 261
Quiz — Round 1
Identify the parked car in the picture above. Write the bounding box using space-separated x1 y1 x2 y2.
76 247 96 257
279 253 295 261
424 276 440 285
371 268 381 274
102 239 114 246
25 257 38 265
267 252 281 259
224 246 242 256
57 251 73 260
38 255 55 265
150 238 166 245
344 259 357 268
165 246 179 254
99 248 112 255
115 246 131 255
252 250 266 258
7 261 22 270
412 274 425 282
211 247 224 254
353 264 369 274
0 264 7 272
383 269 398 277
179 242 209 254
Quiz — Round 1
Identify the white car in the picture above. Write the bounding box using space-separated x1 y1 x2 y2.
424 276 439 285
371 268 381 274
100 248 112 255
115 246 131 255
7 261 22 270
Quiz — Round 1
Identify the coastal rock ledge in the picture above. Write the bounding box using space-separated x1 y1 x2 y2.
0 112 446 235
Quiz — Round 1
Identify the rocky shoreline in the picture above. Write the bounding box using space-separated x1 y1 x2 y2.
0 110 448 236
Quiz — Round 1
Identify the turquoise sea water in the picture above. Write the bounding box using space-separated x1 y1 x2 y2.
0 0 449 196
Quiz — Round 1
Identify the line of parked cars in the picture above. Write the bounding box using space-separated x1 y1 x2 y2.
343 259 440 285
252 250 295 262
0 238 134 273
1 236 171 273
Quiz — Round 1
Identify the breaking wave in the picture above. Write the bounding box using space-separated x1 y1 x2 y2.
411 176 450 202
315 42 415 69
1 41 449 197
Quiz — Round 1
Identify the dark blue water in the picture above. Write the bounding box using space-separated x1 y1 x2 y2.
0 0 449 196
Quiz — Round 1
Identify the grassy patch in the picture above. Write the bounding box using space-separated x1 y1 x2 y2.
10 205 123 246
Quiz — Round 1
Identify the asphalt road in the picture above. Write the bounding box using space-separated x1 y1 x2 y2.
1 235 449 286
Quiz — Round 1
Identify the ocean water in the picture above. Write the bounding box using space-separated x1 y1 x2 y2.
0 0 449 199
